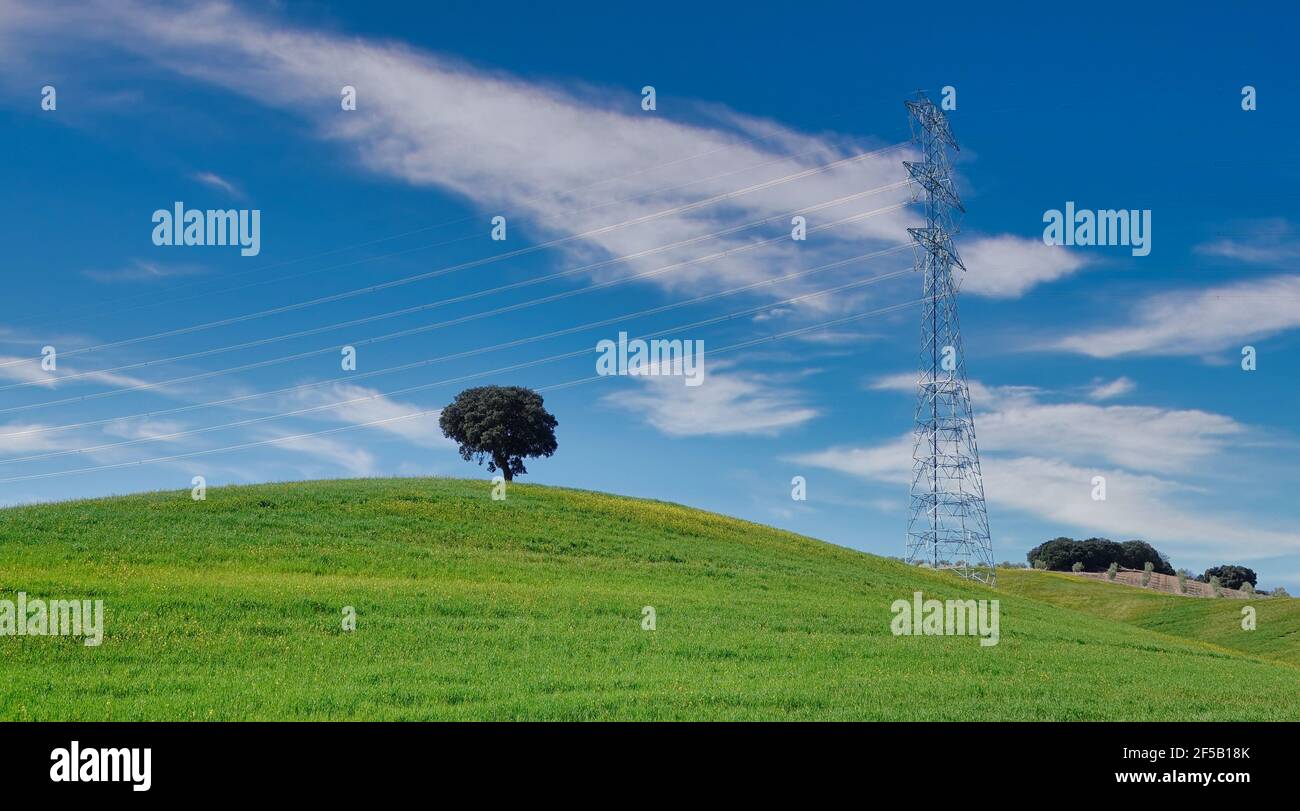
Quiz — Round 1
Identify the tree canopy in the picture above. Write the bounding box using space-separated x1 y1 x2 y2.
1197 565 1257 591
439 386 558 481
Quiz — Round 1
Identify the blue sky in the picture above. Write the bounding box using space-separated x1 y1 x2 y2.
1 1 1299 588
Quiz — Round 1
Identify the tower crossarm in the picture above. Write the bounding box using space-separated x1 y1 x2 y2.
904 97 959 150
904 160 965 213
907 227 966 272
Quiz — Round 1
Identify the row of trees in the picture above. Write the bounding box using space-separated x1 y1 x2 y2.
1021 539 1289 595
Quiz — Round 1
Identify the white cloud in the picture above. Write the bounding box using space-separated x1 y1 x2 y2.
793 439 1298 559
6 1 905 307
0 0 1077 313
602 362 818 436
0 422 82 454
1055 274 1300 357
101 418 189 442
975 400 1241 475
272 432 376 476
867 372 919 393
790 328 877 345
793 376 1298 559
791 435 913 481
1087 376 1134 401
876 375 1237 474
83 259 206 284
0 353 151 390
868 371 1036 405
958 234 1090 298
282 383 452 449
1195 218 1300 265
980 456 1296 559
192 171 242 198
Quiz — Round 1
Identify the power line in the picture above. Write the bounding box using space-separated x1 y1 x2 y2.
1 144 910 368
0 299 923 485
0 250 912 442
12 129 903 331
0 273 914 464
0 205 910 414
6 190 908 391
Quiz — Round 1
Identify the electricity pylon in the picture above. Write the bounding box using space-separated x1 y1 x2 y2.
903 91 995 585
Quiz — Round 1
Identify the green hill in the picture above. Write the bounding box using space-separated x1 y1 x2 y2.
998 568 1300 667
0 478 1295 721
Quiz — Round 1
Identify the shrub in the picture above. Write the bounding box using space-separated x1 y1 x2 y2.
1273 587 1291 599
1106 562 1118 581
1210 575 1222 597
1241 582 1255 596
1177 569 1189 594
1071 561 1084 573
1141 561 1154 587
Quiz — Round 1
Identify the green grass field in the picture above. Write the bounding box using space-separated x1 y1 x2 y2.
998 568 1300 667
1 477 1295 721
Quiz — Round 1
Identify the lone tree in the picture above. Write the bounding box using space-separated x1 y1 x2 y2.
439 386 558 481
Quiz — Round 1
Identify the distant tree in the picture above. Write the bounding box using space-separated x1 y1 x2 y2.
1210 575 1223 597
1241 582 1255 596
439 386 558 481
1025 537 1081 570
1177 569 1189 594
1199 565 1257 591
1273 587 1291 599
1025 537 1174 574
1141 561 1154 587
1071 561 1084 573
1106 562 1118 581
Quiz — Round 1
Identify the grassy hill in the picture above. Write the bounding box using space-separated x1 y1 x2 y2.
0 477 1296 721
998 568 1300 667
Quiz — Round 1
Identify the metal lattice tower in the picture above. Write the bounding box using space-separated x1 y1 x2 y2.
903 91 995 585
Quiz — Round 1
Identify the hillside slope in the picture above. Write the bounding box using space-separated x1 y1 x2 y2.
1 478 1296 721
998 569 1300 667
